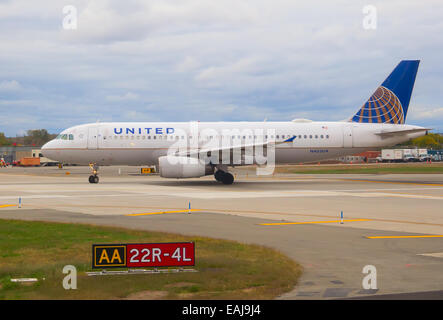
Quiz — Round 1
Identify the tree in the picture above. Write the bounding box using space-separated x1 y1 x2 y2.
398 133 442 149
24 129 51 146
0 132 11 146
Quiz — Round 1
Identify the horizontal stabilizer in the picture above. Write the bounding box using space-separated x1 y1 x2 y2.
374 128 431 136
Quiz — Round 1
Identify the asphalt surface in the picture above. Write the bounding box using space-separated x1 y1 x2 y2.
1 165 443 299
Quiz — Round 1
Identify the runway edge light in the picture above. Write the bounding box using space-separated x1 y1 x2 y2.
340 211 343 224
18 197 22 208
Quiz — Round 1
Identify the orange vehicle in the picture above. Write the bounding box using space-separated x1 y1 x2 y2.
19 157 40 167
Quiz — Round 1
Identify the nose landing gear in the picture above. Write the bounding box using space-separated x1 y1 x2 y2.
88 163 100 184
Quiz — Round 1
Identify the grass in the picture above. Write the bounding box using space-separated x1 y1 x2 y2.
275 163 443 175
0 220 302 300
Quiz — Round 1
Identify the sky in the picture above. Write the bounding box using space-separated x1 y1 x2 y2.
0 0 442 136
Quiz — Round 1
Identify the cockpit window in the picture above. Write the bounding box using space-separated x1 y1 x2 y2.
56 133 74 140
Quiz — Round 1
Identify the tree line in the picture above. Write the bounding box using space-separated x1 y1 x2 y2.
0 129 57 147
397 133 443 149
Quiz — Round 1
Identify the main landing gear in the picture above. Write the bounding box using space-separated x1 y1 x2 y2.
214 170 234 185
88 163 99 184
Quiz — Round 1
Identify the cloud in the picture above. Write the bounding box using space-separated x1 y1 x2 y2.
106 92 139 102
0 0 443 135
408 105 443 120
0 80 22 91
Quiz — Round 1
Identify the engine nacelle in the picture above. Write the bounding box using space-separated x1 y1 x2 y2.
159 156 214 178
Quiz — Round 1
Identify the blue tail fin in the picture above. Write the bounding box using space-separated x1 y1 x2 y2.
350 60 420 124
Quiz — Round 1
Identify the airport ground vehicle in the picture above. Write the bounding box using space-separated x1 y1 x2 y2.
381 149 404 163
18 157 40 167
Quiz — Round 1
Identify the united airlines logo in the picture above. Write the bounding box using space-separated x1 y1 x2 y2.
351 86 404 124
114 127 175 135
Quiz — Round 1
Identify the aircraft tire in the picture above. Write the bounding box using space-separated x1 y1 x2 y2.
214 170 224 182
221 172 234 185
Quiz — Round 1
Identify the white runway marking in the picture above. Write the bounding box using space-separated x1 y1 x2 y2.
0 186 441 201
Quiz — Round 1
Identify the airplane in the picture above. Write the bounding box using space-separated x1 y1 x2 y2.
42 60 429 185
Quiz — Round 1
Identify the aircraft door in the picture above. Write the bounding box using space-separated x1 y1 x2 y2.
343 125 353 148
87 126 98 150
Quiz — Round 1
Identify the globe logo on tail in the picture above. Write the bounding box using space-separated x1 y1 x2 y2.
351 86 404 124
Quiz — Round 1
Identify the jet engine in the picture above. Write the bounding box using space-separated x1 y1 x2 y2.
158 156 214 178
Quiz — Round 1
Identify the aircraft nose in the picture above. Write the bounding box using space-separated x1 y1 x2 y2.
41 140 55 159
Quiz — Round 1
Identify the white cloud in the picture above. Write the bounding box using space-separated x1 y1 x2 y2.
0 80 22 91
408 105 443 120
106 92 139 102
175 56 200 73
0 0 443 135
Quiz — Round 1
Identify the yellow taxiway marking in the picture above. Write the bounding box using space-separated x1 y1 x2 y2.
0 204 16 208
367 235 443 239
260 219 371 226
372 191 443 197
126 209 201 216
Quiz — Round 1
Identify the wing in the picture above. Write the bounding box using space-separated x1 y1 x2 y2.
171 136 296 158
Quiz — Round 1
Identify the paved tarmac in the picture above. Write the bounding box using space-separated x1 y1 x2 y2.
1 165 443 299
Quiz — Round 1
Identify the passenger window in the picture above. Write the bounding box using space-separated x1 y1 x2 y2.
315 135 318 139
309 135 312 139
321 135 324 139
326 135 329 139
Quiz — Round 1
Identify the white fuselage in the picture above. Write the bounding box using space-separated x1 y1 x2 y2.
42 121 426 166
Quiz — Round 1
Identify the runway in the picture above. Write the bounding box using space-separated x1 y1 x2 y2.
1 165 443 299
